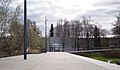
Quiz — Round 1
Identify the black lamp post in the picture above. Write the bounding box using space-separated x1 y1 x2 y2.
24 0 27 60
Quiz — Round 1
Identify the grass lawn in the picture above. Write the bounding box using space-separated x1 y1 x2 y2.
77 52 120 63
91 56 119 63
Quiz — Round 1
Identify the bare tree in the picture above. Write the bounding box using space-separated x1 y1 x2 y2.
71 20 81 50
63 19 70 37
112 13 120 47
55 20 63 37
99 29 108 37
0 0 11 37
55 16 108 50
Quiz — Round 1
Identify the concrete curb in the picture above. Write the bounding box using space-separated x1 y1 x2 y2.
66 52 120 70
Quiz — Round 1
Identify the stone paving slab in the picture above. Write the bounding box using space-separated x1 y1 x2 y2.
0 52 119 70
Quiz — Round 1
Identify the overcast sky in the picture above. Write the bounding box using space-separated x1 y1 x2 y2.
10 0 120 36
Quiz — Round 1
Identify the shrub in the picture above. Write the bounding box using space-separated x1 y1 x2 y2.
102 51 120 58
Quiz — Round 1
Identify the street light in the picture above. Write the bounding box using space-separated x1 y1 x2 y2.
45 17 47 53
24 0 27 60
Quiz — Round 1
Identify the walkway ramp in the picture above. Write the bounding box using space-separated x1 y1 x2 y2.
0 52 120 70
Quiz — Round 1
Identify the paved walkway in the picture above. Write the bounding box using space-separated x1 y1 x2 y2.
0 52 120 70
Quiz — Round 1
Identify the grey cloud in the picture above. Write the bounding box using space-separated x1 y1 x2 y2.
75 7 118 30
76 9 109 18
28 0 52 6
12 0 120 36
28 11 59 28
94 0 120 7
76 7 119 19
106 9 120 15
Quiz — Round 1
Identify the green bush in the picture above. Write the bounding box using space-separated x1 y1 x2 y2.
102 51 120 58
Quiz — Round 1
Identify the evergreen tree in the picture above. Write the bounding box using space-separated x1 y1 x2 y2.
112 13 120 36
112 13 120 47
94 26 101 48
50 24 54 37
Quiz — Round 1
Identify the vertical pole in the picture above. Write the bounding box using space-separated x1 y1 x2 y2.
75 37 77 51
24 0 27 60
49 35 50 52
45 17 47 52
86 32 89 49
